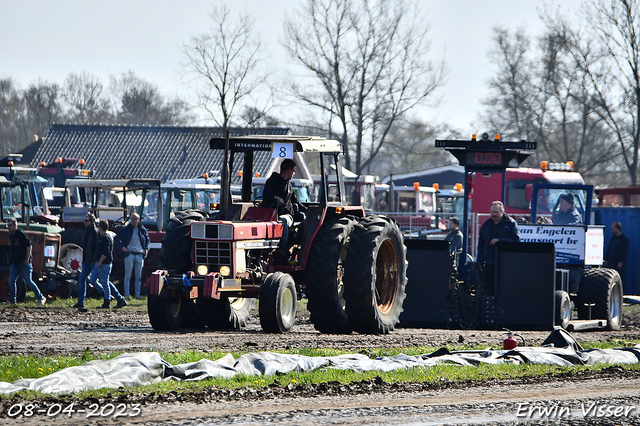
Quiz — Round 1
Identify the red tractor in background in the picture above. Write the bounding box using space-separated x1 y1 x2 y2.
148 135 408 334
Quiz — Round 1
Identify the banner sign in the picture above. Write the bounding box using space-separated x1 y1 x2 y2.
519 224 600 266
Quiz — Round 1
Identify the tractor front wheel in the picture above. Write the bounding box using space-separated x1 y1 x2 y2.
199 296 254 330
148 290 185 330
259 272 297 333
554 290 572 330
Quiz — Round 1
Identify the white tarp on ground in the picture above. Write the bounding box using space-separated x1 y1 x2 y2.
1 329 639 395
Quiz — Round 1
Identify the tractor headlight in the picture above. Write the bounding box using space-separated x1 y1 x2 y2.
197 265 209 276
220 266 231 277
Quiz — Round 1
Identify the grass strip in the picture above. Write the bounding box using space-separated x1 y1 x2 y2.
1 340 639 400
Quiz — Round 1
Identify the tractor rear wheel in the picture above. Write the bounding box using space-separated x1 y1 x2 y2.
576 268 623 331
200 296 254 330
304 216 357 334
159 209 208 274
554 290 572 330
343 216 407 334
259 272 297 333
148 290 185 330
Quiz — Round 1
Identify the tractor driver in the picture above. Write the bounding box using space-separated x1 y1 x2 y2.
552 193 582 225
262 159 307 250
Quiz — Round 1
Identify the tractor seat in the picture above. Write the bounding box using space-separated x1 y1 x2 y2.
241 207 278 222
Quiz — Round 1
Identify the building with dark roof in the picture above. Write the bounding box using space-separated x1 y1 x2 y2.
381 165 464 188
30 124 293 183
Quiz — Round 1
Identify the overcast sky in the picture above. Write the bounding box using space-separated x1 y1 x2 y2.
0 0 583 135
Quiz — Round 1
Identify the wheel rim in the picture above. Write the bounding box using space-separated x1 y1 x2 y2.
230 297 246 310
281 287 295 323
60 244 83 273
561 299 571 324
610 283 622 325
375 239 398 315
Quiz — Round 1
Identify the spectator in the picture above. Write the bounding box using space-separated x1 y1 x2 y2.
6 218 46 305
476 201 520 293
552 193 582 225
91 219 127 309
604 221 630 282
262 159 307 251
72 213 105 309
114 212 149 300
445 217 463 254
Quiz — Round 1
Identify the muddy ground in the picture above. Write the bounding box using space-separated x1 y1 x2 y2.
2 303 640 425
0 302 639 356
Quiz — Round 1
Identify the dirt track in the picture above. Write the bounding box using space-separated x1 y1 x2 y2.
1 304 640 356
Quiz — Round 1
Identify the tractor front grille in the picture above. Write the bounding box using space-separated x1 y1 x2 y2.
194 240 232 270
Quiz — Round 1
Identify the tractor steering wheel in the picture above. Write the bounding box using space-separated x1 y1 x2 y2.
252 195 264 207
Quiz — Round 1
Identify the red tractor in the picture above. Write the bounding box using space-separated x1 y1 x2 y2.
148 135 408 334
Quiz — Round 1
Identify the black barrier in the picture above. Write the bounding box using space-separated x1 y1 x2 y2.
400 240 556 330
492 242 556 330
398 239 451 328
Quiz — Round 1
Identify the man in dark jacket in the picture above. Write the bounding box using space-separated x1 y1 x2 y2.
476 201 520 293
552 193 582 225
72 213 105 309
114 213 149 299
604 221 630 283
6 218 46 305
90 219 127 309
262 159 307 249
445 217 463 264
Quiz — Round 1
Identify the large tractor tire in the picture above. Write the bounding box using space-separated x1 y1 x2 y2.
304 216 357 334
343 215 407 334
199 296 255 330
259 272 297 333
554 290 572 330
158 210 208 274
148 290 186 330
576 268 623 331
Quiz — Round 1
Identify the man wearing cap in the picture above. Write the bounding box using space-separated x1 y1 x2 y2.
552 193 582 225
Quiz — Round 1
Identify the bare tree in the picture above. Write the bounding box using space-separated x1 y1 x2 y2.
61 71 112 124
570 0 640 185
481 28 536 143
367 119 455 177
24 80 62 139
110 71 194 125
181 5 268 128
283 0 445 174
481 25 620 182
0 78 24 153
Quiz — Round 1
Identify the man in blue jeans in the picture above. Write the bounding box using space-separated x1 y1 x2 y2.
114 212 149 299
91 219 127 309
72 213 104 309
6 218 46 305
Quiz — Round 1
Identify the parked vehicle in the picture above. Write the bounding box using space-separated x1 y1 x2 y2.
400 135 620 331
0 157 65 301
148 135 408 334
373 182 438 236
596 186 640 207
